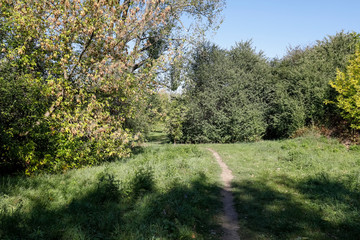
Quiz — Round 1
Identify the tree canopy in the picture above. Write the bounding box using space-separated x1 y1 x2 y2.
171 32 360 143
180 41 272 143
0 0 224 174
330 49 360 130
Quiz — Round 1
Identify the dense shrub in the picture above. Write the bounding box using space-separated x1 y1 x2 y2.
166 95 188 144
181 41 272 143
330 49 360 130
178 32 360 142
0 62 53 174
266 32 360 138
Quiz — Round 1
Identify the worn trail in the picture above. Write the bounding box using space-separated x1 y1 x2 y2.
207 148 240 240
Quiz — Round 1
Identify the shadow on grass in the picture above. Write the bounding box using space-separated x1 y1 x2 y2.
0 172 222 240
232 174 360 240
130 145 146 156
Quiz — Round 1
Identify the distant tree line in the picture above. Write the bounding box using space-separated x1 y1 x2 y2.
166 32 360 143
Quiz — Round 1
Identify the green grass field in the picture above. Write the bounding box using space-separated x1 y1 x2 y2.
1 132 360 239
0 145 222 240
207 134 360 240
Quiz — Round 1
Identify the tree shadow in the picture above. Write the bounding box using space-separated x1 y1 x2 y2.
130 145 146 156
232 174 360 240
1 172 222 240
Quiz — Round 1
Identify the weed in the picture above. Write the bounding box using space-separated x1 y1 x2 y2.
130 167 155 199
96 171 121 203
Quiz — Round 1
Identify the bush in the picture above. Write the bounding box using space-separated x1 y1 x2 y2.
329 49 360 130
166 95 188 144
182 41 271 143
266 32 360 138
0 63 53 174
130 167 155 199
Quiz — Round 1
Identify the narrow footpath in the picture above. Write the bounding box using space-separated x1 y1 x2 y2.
207 148 240 240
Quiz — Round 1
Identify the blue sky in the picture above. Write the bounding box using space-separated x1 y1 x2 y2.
209 0 360 59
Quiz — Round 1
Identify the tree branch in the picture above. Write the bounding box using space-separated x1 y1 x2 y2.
131 58 148 73
67 31 95 81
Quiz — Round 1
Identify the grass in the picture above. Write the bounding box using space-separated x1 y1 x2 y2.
2 129 360 240
146 124 170 144
0 144 222 240
207 134 360 240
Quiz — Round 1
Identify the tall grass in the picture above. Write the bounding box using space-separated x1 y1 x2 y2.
208 135 360 240
0 145 222 240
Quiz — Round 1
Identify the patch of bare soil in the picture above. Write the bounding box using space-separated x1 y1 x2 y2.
207 148 240 240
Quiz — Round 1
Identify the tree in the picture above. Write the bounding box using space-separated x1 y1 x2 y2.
266 32 360 138
182 41 272 143
166 95 187 144
0 0 224 174
329 49 360 130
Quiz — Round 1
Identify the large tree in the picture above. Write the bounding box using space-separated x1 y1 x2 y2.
181 41 272 143
0 0 224 174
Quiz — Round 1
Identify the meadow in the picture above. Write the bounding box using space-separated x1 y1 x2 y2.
2 3 360 240
1 132 360 239
208 133 360 239
0 145 222 240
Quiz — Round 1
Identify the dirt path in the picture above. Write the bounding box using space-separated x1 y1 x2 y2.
207 148 240 240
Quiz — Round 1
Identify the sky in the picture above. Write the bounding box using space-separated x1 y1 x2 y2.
208 0 360 59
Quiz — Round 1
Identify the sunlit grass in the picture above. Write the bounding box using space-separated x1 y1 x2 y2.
207 135 360 240
146 123 170 144
2 132 360 240
0 144 222 240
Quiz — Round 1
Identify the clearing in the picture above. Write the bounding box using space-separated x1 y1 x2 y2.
1 133 360 239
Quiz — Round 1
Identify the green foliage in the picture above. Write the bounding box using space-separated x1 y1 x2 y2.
0 57 52 174
182 41 271 143
166 95 188 144
171 32 360 142
267 32 360 138
129 89 171 140
330 49 360 129
130 167 155 198
0 0 224 174
96 171 121 203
